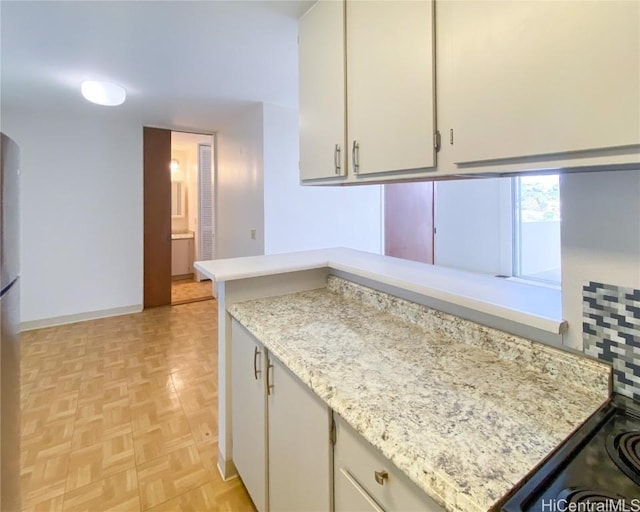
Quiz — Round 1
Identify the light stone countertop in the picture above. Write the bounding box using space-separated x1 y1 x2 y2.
228 277 611 512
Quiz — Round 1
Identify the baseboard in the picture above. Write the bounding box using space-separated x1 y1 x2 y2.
217 452 238 481
20 304 143 332
171 296 214 306
172 274 194 281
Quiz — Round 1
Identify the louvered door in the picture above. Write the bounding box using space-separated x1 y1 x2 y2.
198 144 213 264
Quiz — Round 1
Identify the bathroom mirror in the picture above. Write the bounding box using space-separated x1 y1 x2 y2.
171 181 187 218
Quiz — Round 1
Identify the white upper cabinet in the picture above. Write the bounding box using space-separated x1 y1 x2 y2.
449 0 640 164
299 0 639 183
298 0 436 182
298 0 346 180
346 0 435 176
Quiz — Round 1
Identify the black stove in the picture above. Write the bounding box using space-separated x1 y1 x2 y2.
501 394 640 511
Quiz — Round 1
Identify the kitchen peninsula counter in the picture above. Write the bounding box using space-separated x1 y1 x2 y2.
195 247 565 336
194 248 579 503
228 277 611 512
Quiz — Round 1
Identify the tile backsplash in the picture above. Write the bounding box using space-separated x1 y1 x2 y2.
583 281 640 400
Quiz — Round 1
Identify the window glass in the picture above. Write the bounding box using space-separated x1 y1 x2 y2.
513 175 561 285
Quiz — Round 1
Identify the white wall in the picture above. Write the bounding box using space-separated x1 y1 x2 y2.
561 170 640 350
434 178 512 275
3 99 381 325
2 108 143 323
263 103 382 255
215 104 265 259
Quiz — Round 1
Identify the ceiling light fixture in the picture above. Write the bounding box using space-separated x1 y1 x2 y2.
170 159 180 172
80 80 126 106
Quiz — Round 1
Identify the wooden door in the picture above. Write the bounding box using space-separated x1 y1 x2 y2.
384 182 434 264
143 127 171 308
298 0 346 180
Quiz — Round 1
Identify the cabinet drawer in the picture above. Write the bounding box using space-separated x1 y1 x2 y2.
335 467 384 512
334 415 443 512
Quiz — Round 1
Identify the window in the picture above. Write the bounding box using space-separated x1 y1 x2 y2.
512 174 561 285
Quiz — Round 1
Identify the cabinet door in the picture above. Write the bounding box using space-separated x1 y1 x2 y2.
267 355 332 511
171 239 189 276
347 0 435 176
231 321 267 512
450 1 640 164
187 239 194 274
299 0 346 180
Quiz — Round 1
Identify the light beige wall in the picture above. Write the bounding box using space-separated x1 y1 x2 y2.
215 104 265 258
262 103 383 255
2 108 143 323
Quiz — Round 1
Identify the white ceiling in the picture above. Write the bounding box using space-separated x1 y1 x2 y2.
0 0 315 132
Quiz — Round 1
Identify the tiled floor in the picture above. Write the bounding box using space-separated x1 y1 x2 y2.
171 279 213 306
20 300 256 512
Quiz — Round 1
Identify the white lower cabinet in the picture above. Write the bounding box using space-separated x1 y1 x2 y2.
171 237 193 276
268 356 332 511
231 320 332 512
231 320 268 511
231 320 441 512
334 415 444 512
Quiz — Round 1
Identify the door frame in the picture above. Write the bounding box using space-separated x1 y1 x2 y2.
143 126 216 308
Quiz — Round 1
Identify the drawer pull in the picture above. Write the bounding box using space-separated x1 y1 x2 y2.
352 140 360 173
267 359 274 395
374 470 388 485
253 346 261 380
334 144 341 174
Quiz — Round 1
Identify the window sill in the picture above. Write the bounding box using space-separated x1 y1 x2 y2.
507 276 561 291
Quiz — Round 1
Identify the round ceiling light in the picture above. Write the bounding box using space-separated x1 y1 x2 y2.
81 80 126 106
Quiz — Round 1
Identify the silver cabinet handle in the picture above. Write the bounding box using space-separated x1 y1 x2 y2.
374 470 388 485
253 346 261 380
352 140 359 174
334 144 341 175
267 359 274 395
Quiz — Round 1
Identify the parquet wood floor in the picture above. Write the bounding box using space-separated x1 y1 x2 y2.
171 280 213 306
20 300 256 512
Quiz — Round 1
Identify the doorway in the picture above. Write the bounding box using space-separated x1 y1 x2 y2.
143 127 215 308
384 182 435 264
